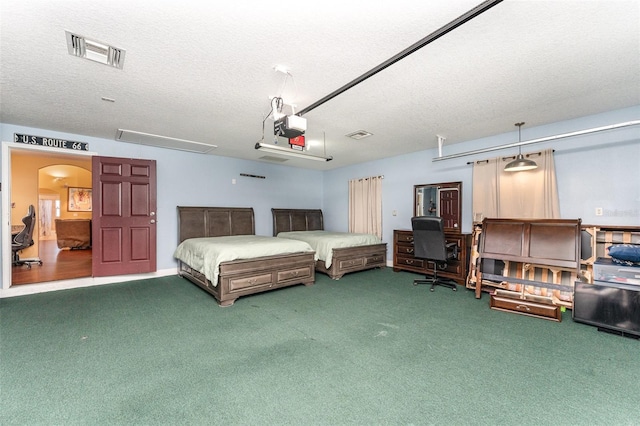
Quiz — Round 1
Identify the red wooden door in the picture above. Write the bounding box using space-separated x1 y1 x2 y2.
92 156 157 277
439 188 460 230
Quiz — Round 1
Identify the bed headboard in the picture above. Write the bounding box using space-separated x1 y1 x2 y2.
177 206 255 243
271 208 324 236
479 218 582 270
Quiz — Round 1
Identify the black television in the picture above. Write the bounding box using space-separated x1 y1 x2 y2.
573 281 640 339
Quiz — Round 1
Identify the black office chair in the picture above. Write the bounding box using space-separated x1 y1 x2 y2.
411 216 458 292
12 205 43 269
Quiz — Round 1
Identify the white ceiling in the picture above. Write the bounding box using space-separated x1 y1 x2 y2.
1 0 639 170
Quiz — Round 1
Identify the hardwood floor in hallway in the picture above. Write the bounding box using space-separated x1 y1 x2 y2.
12 239 92 285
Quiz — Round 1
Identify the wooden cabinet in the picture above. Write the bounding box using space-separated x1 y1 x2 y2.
393 229 471 285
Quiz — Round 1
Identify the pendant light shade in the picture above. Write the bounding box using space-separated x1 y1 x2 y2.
505 122 538 172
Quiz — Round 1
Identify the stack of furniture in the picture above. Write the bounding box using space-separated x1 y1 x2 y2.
573 225 640 337
467 224 640 290
474 218 582 321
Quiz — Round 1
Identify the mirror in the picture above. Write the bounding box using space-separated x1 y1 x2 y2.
414 181 462 232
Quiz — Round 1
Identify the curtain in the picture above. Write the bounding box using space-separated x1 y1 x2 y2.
472 149 559 220
349 176 383 239
39 199 53 238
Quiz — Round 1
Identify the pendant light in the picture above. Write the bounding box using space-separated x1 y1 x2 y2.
504 122 538 172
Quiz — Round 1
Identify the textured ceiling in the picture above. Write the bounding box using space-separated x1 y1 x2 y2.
1 0 639 170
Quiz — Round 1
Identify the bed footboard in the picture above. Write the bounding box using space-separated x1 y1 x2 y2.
317 243 387 280
179 252 315 306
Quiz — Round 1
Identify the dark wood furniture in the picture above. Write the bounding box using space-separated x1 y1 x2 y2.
271 208 387 280
476 218 582 320
394 181 470 286
55 219 92 249
177 206 315 306
393 229 471 285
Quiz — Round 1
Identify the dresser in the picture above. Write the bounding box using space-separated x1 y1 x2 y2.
393 229 471 285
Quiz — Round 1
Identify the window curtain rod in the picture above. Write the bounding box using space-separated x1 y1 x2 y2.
466 150 552 165
296 0 504 116
434 120 640 162
350 175 384 181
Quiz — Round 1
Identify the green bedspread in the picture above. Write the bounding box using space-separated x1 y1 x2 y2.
174 235 314 285
276 231 381 268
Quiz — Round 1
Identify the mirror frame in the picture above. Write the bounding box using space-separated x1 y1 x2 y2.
413 181 462 233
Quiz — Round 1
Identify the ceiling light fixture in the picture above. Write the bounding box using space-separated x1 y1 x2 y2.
504 122 538 172
255 142 332 162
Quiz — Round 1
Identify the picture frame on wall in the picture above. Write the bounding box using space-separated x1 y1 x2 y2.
68 187 92 212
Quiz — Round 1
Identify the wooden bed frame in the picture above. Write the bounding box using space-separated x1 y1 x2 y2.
272 208 387 280
475 218 582 320
177 206 315 306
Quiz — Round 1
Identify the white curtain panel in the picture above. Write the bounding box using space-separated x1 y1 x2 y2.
473 149 559 220
349 176 383 239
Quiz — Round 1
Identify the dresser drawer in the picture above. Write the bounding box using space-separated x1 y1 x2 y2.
396 255 425 269
426 259 461 275
490 294 562 322
395 243 416 256
338 257 365 270
228 273 273 291
395 232 415 244
277 266 313 283
365 254 386 266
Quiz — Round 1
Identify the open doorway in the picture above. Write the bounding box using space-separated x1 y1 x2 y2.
8 148 93 286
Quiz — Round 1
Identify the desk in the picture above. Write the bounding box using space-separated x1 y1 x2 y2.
393 229 471 285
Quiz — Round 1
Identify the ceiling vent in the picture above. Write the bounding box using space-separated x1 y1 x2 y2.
346 130 373 140
65 31 125 69
116 129 217 154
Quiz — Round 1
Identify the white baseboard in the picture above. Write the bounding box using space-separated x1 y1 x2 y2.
0 268 177 298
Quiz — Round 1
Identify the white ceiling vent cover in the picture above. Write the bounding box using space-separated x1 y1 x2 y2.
116 129 218 154
66 31 126 69
345 130 373 140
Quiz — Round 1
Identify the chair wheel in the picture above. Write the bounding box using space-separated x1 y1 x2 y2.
430 288 435 292
452 287 457 291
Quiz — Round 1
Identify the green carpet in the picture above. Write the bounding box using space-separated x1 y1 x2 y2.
1 268 639 425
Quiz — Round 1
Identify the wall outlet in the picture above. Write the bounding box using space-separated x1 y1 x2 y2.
595 207 603 216
392 210 397 216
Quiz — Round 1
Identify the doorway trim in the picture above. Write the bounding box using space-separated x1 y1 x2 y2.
1 141 96 291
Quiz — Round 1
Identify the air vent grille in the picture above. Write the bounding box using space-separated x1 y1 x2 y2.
65 31 125 69
345 130 373 140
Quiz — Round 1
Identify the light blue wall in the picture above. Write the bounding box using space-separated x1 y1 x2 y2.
2 106 638 282
321 106 640 261
0 124 324 278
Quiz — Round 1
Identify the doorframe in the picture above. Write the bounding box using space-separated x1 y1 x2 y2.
1 141 96 290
